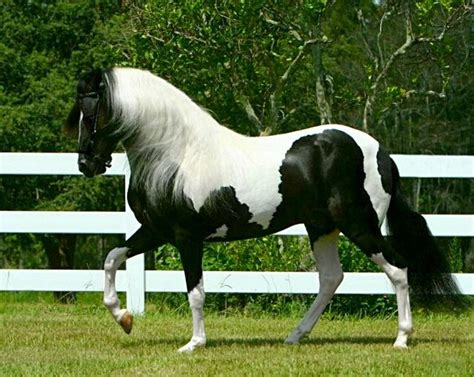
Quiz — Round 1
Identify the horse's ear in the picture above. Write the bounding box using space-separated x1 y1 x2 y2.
64 100 80 136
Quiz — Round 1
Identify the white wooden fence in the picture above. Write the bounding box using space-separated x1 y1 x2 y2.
0 153 473 314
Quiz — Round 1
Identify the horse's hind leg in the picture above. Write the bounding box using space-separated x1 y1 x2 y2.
285 229 342 344
371 252 412 348
334 215 412 348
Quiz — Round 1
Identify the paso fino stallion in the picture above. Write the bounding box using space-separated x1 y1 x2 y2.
66 68 462 352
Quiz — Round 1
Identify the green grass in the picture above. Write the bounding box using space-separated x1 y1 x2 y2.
0 294 472 376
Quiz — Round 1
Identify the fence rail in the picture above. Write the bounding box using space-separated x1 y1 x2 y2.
1 153 473 313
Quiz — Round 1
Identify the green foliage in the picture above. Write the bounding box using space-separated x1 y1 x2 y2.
447 238 464 273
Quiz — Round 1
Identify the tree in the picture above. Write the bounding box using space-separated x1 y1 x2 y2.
0 1 127 293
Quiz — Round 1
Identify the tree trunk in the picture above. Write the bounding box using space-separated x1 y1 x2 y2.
43 234 77 303
312 42 332 124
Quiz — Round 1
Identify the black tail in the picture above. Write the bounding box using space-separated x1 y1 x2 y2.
386 159 468 309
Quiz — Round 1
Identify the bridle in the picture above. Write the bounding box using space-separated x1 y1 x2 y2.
77 82 112 168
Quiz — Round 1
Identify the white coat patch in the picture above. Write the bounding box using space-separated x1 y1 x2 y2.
334 127 391 223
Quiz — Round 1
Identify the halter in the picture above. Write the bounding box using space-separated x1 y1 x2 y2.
77 83 112 168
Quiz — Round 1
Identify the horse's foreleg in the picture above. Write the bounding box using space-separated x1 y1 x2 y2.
371 253 412 348
176 237 206 353
178 277 206 353
285 230 342 344
103 246 133 333
103 226 160 334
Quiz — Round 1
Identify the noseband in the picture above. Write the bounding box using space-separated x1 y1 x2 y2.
77 83 112 168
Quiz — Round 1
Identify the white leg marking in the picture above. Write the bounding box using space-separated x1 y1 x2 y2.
206 224 228 239
103 247 129 324
178 278 206 353
285 231 343 344
371 253 412 348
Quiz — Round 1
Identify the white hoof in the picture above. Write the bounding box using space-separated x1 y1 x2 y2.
393 342 408 349
284 329 305 344
393 336 408 349
393 331 410 349
177 337 206 353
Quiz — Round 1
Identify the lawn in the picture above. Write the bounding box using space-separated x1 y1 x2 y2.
0 294 472 376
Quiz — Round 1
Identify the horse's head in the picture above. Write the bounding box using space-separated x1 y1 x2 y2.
65 69 119 177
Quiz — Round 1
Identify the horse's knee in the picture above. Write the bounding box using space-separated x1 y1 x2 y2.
188 278 205 310
386 266 408 289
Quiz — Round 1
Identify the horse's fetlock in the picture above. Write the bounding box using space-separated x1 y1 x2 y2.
191 335 206 347
399 321 413 334
104 296 119 309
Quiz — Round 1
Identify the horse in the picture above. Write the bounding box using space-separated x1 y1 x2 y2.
65 67 462 352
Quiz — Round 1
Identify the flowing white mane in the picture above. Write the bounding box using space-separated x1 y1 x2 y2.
106 68 248 207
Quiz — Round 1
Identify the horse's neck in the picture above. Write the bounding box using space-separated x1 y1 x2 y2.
122 95 246 200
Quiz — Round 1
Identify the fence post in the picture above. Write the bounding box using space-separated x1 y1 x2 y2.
124 169 145 314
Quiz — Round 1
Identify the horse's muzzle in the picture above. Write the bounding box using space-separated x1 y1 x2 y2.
78 155 107 177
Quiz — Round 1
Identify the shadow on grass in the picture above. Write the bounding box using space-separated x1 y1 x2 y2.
206 336 395 347
120 334 472 349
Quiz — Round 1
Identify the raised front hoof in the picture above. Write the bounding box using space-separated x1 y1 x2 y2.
119 310 134 334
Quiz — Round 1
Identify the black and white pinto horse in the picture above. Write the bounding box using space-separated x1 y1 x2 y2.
66 68 461 352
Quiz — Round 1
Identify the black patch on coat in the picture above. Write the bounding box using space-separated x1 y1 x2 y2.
269 134 334 238
376 146 393 195
199 186 264 240
272 129 384 252
314 129 394 261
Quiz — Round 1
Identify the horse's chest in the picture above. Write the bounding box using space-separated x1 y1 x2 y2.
127 187 186 233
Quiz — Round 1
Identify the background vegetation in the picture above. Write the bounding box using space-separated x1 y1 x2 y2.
1 1 472 313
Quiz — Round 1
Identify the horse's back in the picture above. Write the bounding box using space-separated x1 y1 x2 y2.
203 125 393 241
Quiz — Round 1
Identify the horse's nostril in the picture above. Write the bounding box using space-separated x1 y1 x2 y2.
78 160 88 173
78 157 93 176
